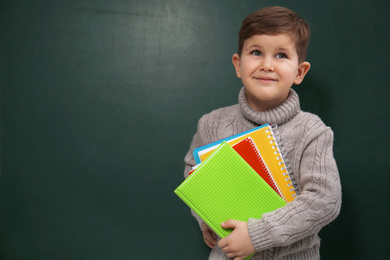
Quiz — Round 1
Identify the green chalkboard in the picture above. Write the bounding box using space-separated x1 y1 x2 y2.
1 0 389 259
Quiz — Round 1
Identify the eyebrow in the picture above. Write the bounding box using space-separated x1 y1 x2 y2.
245 44 262 50
277 47 291 53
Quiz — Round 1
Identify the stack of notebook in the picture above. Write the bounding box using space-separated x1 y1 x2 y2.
174 124 298 253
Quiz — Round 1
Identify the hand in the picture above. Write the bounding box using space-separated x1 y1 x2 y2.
218 220 255 260
202 223 217 249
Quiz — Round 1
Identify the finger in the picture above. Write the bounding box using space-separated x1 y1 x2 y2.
217 239 226 250
209 237 217 246
207 228 218 243
205 230 217 243
204 233 217 249
203 233 215 248
206 235 217 246
210 229 217 237
221 219 239 229
204 238 215 249
226 252 235 258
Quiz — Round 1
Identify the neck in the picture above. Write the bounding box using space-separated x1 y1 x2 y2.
238 87 301 125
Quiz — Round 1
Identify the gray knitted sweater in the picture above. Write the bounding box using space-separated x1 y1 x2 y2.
184 87 342 259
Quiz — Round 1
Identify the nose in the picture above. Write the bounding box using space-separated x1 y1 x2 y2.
260 57 274 72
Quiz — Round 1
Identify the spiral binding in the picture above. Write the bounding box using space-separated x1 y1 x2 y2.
269 124 300 197
246 137 282 198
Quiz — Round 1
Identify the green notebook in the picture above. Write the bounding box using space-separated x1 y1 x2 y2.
175 142 286 239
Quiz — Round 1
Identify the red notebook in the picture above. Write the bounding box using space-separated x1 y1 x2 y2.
189 137 281 198
232 138 281 197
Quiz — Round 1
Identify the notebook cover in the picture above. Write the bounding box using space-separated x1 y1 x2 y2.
193 125 297 202
232 137 282 198
175 142 286 238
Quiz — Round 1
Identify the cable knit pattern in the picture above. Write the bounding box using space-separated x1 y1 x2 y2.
183 87 341 259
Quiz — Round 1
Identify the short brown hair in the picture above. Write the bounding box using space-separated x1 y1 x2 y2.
237 6 310 63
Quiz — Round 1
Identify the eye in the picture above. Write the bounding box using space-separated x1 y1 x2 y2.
251 50 262 56
276 52 288 59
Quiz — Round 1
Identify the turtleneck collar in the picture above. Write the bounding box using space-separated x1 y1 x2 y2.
238 87 301 126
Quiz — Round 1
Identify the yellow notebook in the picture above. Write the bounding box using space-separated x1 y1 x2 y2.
193 124 298 202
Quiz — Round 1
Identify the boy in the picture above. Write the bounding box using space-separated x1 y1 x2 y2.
183 6 341 260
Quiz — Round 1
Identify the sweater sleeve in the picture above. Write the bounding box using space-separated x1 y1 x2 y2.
183 115 210 230
247 126 342 252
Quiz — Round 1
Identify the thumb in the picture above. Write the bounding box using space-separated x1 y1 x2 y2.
221 219 239 229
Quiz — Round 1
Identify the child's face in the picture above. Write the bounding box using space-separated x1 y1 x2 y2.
233 34 310 112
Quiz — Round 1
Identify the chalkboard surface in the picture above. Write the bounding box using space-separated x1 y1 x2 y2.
1 0 389 259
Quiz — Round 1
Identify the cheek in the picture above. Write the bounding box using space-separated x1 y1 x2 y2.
241 62 257 75
280 66 299 80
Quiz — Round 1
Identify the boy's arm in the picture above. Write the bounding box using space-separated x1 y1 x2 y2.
247 126 342 252
183 116 210 230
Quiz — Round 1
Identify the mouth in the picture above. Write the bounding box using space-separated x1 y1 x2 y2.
254 76 277 83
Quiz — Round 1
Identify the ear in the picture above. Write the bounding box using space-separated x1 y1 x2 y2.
294 61 311 85
232 54 242 78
